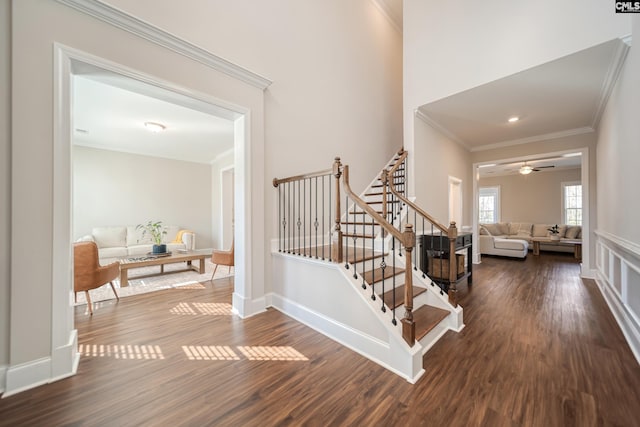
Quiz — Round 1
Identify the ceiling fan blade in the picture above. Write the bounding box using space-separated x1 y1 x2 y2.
535 165 555 169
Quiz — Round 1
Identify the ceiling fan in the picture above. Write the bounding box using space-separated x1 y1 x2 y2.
519 162 555 175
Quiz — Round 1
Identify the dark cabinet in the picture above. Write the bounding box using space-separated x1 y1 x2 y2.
419 232 472 294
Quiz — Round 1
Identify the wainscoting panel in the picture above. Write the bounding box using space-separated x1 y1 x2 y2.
594 230 640 365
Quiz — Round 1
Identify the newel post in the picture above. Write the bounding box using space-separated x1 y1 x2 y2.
401 224 416 346
448 221 458 307
332 157 343 263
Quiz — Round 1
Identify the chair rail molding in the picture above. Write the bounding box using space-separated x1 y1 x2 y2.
54 0 273 90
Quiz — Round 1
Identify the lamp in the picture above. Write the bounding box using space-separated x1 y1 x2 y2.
144 122 166 133
519 164 533 175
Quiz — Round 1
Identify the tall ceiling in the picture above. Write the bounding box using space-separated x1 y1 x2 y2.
418 39 628 152
73 75 235 164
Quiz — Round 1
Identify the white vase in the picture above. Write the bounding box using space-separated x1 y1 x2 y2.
550 235 561 241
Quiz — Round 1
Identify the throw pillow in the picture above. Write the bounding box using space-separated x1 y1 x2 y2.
509 222 533 236
479 225 491 235
483 223 501 235
532 224 550 237
565 226 580 239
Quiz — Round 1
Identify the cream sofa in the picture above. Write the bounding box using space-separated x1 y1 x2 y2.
479 222 582 258
78 225 196 261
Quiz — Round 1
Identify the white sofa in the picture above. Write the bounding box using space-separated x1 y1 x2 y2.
479 222 582 258
78 225 196 261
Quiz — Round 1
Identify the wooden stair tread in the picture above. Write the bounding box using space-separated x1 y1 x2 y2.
350 210 383 215
341 221 380 226
287 245 385 264
362 267 404 284
413 305 450 341
343 232 372 239
381 285 427 309
366 200 400 205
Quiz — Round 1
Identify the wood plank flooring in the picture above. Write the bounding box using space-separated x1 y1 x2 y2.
2 253 640 426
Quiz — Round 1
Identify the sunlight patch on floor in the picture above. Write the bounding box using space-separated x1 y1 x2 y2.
78 344 165 360
170 302 233 315
182 345 240 361
238 346 309 361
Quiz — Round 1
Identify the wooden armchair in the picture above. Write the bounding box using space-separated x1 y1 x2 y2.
211 241 234 280
74 241 120 315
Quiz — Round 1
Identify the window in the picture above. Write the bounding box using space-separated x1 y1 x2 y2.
563 182 582 225
479 186 500 224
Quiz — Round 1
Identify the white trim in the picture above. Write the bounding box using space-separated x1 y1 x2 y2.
415 109 471 150
594 230 640 365
0 364 6 395
54 0 272 90
370 0 402 33
470 127 594 152
621 35 633 47
3 358 51 398
595 229 640 258
211 148 235 165
591 40 630 129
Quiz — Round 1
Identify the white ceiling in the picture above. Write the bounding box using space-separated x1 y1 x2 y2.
418 39 628 152
73 75 235 164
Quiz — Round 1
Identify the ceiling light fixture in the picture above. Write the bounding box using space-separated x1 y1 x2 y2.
508 116 520 123
144 122 166 133
519 164 533 175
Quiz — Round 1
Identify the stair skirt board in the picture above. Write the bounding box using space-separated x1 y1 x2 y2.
272 252 462 381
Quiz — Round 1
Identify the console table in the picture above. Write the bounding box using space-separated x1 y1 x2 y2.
419 232 473 294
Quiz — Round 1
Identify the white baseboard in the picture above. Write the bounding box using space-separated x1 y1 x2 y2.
0 364 7 395
232 292 266 319
3 358 51 398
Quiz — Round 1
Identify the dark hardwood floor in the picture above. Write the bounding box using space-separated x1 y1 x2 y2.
2 253 640 426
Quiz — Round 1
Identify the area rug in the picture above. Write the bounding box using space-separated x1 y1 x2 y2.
74 259 233 306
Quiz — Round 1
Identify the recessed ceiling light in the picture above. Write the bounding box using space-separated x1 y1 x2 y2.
144 122 166 133
508 117 519 123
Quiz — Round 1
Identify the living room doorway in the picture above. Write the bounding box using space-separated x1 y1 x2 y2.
56 46 253 323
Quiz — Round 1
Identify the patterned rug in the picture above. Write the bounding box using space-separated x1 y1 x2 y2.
75 259 234 306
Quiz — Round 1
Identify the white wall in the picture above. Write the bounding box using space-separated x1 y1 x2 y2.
0 0 11 382
4 0 402 395
73 146 213 248
102 0 403 199
7 0 266 395
479 168 581 225
404 0 631 108
597 28 640 245
595 18 640 364
413 117 472 229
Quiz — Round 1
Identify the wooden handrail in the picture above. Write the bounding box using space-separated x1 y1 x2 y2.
273 168 333 187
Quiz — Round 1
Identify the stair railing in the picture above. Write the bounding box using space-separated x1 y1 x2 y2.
341 161 418 346
273 164 343 263
384 150 462 307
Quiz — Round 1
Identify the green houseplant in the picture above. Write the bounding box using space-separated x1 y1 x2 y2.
547 224 561 241
137 220 168 254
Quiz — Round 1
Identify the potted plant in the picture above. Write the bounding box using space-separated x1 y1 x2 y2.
547 224 561 241
137 220 168 254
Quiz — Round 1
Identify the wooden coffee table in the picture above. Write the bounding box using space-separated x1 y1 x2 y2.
531 238 582 259
118 250 212 287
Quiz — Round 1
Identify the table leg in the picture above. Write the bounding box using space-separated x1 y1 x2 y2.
575 244 582 260
198 257 205 274
533 241 540 256
120 268 129 287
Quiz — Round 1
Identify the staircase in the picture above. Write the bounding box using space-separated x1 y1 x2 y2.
271 149 465 382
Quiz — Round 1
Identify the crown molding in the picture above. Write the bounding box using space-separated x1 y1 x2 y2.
470 126 595 152
414 109 471 150
621 35 633 46
590 39 631 129
55 0 272 90
370 0 402 33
